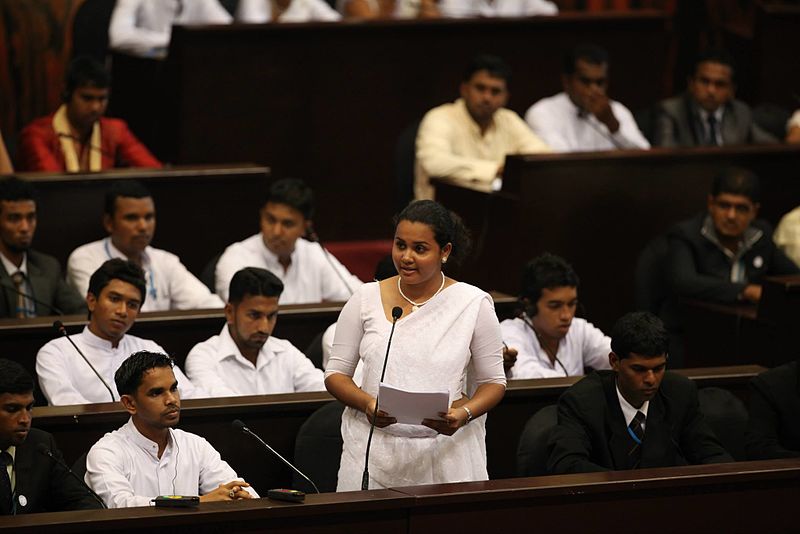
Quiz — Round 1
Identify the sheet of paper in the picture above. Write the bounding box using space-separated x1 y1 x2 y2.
378 382 449 425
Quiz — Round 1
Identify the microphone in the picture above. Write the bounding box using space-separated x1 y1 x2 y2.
231 419 320 494
36 443 107 509
305 227 355 298
576 108 624 149
53 320 116 402
362 306 403 490
0 282 64 316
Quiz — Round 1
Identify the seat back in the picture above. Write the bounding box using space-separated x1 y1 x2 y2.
516 405 559 477
698 386 748 461
293 401 346 493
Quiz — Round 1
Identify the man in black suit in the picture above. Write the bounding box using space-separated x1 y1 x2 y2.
0 177 85 317
0 358 103 514
547 311 732 474
745 360 800 460
654 50 776 147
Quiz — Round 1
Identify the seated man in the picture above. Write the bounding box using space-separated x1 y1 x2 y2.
501 253 610 379
438 0 557 17
0 359 104 514
85 351 256 508
109 0 234 58
237 0 341 22
186 267 324 396
745 359 800 460
667 167 799 305
17 56 161 172
414 54 549 200
547 311 732 474
774 205 800 266
0 177 85 318
67 180 222 312
524 44 650 152
654 50 776 147
215 178 362 303
36 259 204 405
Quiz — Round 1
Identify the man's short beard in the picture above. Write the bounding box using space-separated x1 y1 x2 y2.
4 242 30 254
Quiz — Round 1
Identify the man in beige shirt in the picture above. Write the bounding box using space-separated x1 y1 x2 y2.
415 54 549 200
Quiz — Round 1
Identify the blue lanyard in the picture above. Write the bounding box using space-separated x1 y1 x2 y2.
104 239 157 300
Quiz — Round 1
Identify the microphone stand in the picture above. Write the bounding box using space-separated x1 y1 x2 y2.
53 320 116 402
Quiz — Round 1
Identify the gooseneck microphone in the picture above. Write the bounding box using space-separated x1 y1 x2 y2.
53 320 116 402
0 282 64 315
36 443 107 509
362 306 403 490
306 228 355 297
231 419 320 494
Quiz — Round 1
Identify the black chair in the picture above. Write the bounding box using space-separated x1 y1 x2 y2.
72 0 117 61
303 330 326 371
71 452 88 479
634 233 671 316
394 118 421 212
199 252 222 293
292 401 346 493
516 405 559 477
698 386 748 461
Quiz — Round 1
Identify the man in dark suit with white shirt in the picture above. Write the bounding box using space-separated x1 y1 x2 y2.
547 311 732 474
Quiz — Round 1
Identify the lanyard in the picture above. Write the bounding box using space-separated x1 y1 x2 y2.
104 239 157 300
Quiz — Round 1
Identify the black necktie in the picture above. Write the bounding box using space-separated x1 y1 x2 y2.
627 411 646 469
706 114 720 146
0 451 12 515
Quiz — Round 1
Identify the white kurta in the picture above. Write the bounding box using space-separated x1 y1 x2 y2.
85 418 257 508
36 326 204 405
185 324 325 396
524 92 651 152
326 282 506 490
67 238 223 313
215 234 363 303
500 316 611 379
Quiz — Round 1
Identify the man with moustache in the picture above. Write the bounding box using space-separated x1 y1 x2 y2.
67 180 222 312
85 351 256 508
0 359 103 515
36 259 203 405
547 311 732 474
0 177 84 318
186 267 324 396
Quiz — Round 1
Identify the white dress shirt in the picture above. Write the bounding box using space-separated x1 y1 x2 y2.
524 92 650 152
85 418 257 508
109 0 233 58
237 0 341 22
616 382 649 430
36 326 204 405
439 0 558 17
500 316 611 379
214 234 363 303
415 98 550 200
67 238 223 313
185 324 325 396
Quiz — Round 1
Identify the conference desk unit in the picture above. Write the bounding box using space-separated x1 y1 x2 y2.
434 144 800 335
2 459 798 533
110 11 671 241
32 365 763 492
18 164 270 275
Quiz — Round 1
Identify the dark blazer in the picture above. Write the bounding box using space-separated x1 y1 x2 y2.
746 361 800 460
547 370 733 474
10 428 102 514
0 249 85 318
653 92 777 147
667 213 800 304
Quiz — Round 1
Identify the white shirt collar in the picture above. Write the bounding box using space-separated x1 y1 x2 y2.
216 323 280 369
104 237 151 268
81 324 126 351
0 251 27 277
698 106 725 123
121 417 175 461
615 380 649 427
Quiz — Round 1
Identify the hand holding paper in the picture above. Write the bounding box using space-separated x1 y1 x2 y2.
378 382 449 425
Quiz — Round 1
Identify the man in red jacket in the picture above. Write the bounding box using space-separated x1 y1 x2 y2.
16 56 161 173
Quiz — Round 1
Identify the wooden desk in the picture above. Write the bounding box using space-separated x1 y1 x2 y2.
2 459 798 533
110 12 671 241
17 165 270 274
435 145 800 333
32 365 763 490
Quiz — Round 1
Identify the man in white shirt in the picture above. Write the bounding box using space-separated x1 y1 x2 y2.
439 0 558 17
85 351 256 508
36 259 204 405
109 0 234 58
237 0 341 22
67 180 223 313
187 267 324 396
415 54 549 200
501 253 610 379
525 44 650 153
215 178 362 303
